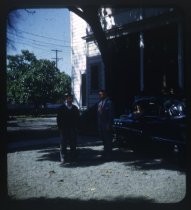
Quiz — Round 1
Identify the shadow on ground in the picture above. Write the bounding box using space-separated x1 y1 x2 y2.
32 142 186 172
2 196 188 210
7 119 186 172
7 116 186 172
7 129 59 142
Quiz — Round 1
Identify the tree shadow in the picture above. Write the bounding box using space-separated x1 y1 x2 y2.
36 146 106 167
125 155 186 172
7 138 60 153
7 130 186 172
7 135 101 153
3 196 188 210
123 148 186 172
7 129 59 142
34 143 186 172
36 147 60 162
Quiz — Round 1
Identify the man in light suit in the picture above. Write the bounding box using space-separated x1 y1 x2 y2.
97 89 114 160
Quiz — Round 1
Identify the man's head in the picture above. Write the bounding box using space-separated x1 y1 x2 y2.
65 93 73 105
98 89 107 100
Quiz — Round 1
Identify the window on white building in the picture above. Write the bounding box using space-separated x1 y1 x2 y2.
90 63 99 92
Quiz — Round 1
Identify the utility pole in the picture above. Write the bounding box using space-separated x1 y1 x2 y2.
51 49 62 69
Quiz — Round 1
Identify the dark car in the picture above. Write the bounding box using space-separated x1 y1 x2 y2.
112 96 186 158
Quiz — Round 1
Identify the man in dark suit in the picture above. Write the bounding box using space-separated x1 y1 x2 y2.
57 93 80 163
97 89 114 160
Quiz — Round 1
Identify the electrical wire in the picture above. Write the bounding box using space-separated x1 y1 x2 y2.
7 31 71 48
16 28 70 43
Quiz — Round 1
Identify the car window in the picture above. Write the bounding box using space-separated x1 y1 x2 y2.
144 102 159 116
133 100 159 117
131 97 186 119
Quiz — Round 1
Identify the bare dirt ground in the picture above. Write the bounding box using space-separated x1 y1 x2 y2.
4 116 188 210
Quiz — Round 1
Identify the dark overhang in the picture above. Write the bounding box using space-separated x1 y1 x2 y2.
83 9 182 42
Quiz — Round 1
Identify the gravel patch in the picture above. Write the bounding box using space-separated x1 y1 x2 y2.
7 143 186 203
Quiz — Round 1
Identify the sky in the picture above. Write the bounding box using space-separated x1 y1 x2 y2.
7 8 72 76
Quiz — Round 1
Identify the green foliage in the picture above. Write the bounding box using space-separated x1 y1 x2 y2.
7 50 71 106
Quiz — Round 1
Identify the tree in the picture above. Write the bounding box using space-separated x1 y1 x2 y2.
7 50 38 104
7 9 36 49
55 71 71 102
7 7 112 94
7 50 71 106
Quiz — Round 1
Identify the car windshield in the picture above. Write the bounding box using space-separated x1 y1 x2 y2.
131 97 186 118
132 99 159 116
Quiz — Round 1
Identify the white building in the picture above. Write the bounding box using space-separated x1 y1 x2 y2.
70 12 87 108
70 7 184 110
70 8 115 109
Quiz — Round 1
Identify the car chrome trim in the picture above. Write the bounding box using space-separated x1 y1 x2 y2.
118 126 143 134
151 136 185 144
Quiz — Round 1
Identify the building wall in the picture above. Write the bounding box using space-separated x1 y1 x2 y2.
70 12 104 109
70 12 87 108
70 8 183 110
86 55 104 107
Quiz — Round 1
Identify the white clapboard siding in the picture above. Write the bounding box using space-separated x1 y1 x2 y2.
87 41 101 57
86 55 105 107
70 12 87 108
70 12 104 109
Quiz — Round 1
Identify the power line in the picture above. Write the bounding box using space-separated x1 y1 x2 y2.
8 37 86 56
7 31 71 48
7 38 72 58
15 28 70 43
7 30 85 50
7 38 52 52
51 49 62 69
7 24 86 46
